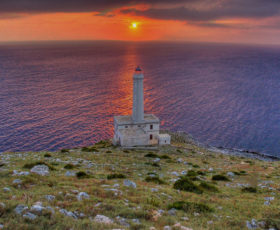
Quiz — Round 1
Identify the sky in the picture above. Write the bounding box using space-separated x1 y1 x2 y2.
0 0 280 44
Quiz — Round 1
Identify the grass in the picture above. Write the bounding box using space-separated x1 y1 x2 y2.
168 201 214 213
0 136 279 230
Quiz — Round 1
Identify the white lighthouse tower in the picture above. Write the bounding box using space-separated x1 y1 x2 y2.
113 67 171 147
132 66 144 122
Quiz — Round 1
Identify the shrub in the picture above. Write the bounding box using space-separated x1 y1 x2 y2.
176 149 183 153
152 163 160 167
263 210 280 230
145 176 165 184
123 150 130 153
212 174 230 181
76 171 89 179
60 149 69 153
44 153 52 158
64 164 75 169
193 164 200 168
0 162 5 167
173 177 203 194
159 155 171 159
145 153 158 158
82 147 98 152
199 181 219 192
241 187 257 193
168 201 213 213
106 150 112 153
23 161 55 171
107 173 126 180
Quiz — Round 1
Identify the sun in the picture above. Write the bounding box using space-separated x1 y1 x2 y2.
130 22 138 29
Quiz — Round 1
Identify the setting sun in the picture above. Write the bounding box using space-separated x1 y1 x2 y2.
130 22 138 29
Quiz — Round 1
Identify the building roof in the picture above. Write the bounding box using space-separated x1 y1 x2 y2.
114 114 159 125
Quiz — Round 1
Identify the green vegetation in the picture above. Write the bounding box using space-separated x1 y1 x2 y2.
173 177 203 194
0 137 279 230
212 174 230 181
60 149 69 153
107 173 126 180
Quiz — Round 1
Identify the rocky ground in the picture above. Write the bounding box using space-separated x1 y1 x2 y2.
0 136 279 230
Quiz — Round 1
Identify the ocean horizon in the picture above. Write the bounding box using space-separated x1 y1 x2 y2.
1 41 280 157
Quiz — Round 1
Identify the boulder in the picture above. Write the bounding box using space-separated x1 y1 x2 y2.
23 212 37 220
45 195 55 201
77 192 90 201
123 180 136 188
14 204 28 215
59 209 78 219
94 214 114 224
65 171 75 177
30 165 49 176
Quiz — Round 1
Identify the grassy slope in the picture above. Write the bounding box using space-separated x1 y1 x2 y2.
0 139 279 230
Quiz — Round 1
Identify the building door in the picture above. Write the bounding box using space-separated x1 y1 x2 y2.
150 134 153 140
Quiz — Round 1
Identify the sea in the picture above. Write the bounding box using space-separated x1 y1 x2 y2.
0 41 280 157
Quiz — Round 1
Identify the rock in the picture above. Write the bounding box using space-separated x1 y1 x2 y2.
132 218 140 224
14 204 28 215
113 183 119 187
77 192 90 201
153 158 160 163
227 172 235 177
13 170 30 176
30 165 49 176
23 212 37 220
12 179 22 185
171 171 179 177
116 216 130 227
181 171 187 175
149 227 156 230
177 158 183 163
209 168 214 172
246 219 258 229
181 216 189 221
151 188 158 192
0 203 5 209
207 221 214 225
264 197 274 201
3 187 11 192
0 224 3 229
94 214 114 224
65 171 75 177
123 179 136 188
45 195 55 201
163 226 172 230
181 227 193 230
168 208 177 216
31 203 45 214
59 209 78 219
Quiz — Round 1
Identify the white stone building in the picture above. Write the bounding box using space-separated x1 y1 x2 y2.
113 67 171 147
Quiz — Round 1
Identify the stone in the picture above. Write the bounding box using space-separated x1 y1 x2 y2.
12 179 22 185
13 170 30 176
181 227 193 230
163 226 172 230
181 217 189 221
93 214 114 224
23 212 37 220
59 209 78 219
31 203 45 214
264 197 274 201
3 187 11 192
132 218 140 224
77 192 90 201
65 171 75 177
0 203 5 209
123 179 136 188
246 219 258 229
0 224 3 229
45 195 55 201
149 227 156 230
116 216 130 227
14 204 28 215
171 171 179 176
30 165 49 176
153 158 160 163
227 172 235 177
168 208 177 216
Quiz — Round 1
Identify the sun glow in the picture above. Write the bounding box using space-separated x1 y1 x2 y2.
130 22 138 29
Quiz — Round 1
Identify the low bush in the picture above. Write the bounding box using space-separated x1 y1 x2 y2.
76 171 89 179
123 150 130 153
199 181 219 192
145 176 165 184
44 153 52 158
212 174 230 181
0 162 5 167
81 147 98 152
241 187 257 193
145 153 158 158
168 201 213 213
107 173 126 180
60 149 69 153
106 150 112 153
64 164 75 169
173 177 203 194
159 155 171 159
176 149 183 153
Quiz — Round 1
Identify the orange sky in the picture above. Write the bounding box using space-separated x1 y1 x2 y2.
1 12 280 45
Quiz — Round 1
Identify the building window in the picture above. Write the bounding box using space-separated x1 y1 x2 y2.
150 134 153 140
165 140 166 143
125 126 128 128
138 125 141 127
150 124 153 130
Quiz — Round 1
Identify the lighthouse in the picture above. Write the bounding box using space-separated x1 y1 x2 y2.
132 66 144 122
113 67 171 147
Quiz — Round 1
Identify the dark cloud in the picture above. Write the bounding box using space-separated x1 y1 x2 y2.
121 0 280 22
